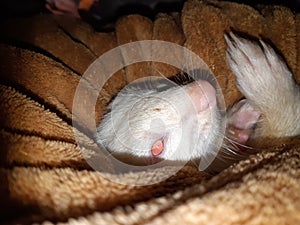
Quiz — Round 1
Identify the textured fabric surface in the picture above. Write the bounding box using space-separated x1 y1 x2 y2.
0 0 299 224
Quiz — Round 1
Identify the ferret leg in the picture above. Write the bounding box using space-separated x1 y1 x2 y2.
225 33 300 137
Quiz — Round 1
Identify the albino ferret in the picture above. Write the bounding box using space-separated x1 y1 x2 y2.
95 33 300 168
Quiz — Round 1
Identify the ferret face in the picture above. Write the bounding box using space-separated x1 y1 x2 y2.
96 77 223 165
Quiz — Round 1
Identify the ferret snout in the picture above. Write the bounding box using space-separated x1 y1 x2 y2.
185 81 217 112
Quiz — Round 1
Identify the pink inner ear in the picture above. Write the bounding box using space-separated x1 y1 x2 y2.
151 139 164 156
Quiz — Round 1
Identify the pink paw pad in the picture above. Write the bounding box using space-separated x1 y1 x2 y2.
227 99 261 145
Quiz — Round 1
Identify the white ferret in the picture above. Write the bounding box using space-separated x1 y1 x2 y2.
95 32 300 167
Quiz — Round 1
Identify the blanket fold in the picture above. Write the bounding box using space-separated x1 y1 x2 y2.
0 0 299 224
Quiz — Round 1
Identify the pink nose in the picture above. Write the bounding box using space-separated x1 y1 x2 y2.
185 80 217 112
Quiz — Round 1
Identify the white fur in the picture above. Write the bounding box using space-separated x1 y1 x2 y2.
96 78 222 162
225 32 300 137
96 33 300 165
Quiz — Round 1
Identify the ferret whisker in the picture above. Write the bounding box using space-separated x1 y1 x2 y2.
223 145 240 155
217 150 242 162
221 137 239 152
219 143 248 160
224 136 252 149
153 66 168 79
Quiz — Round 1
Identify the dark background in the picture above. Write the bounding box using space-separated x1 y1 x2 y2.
1 0 300 28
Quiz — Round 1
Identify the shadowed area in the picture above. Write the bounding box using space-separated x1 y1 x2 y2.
0 0 300 224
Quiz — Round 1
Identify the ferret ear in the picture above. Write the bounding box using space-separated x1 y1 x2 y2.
226 99 261 144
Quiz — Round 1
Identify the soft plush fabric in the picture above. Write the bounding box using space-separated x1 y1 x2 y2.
0 0 299 224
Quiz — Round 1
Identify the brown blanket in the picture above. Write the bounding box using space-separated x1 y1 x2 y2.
0 0 299 224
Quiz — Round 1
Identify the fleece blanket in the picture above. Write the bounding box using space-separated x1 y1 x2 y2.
0 0 299 224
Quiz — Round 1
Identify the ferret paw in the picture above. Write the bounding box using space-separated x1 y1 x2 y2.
226 99 261 145
224 32 294 106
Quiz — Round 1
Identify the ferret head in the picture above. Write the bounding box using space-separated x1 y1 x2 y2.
96 75 224 166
